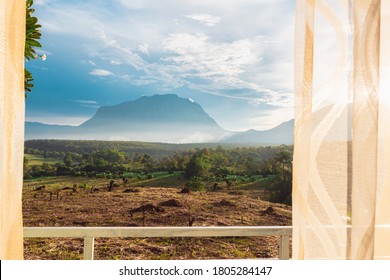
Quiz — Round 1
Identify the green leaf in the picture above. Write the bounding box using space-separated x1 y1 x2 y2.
25 0 43 96
26 39 42 48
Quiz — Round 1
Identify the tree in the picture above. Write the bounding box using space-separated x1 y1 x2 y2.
92 150 125 165
25 0 45 95
184 153 211 179
63 153 73 167
41 163 56 175
140 154 153 169
210 148 228 171
23 157 30 177
274 150 292 181
185 177 206 192
244 157 258 175
270 180 292 205
81 153 93 165
160 157 176 171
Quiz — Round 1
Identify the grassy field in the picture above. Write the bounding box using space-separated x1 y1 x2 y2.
23 175 291 260
24 153 62 166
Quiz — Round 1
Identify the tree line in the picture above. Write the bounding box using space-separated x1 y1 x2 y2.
24 140 293 204
24 142 292 177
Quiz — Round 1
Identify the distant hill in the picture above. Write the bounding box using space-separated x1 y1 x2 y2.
24 122 78 140
221 120 294 144
25 94 294 144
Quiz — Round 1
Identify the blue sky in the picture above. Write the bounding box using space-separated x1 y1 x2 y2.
27 0 295 131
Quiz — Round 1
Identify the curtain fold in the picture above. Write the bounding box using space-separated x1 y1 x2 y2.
0 0 25 259
293 0 390 259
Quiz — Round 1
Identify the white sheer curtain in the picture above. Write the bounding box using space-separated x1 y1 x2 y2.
1 0 390 261
0 0 25 259
293 0 390 259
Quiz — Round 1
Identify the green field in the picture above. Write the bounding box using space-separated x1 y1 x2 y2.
24 153 62 166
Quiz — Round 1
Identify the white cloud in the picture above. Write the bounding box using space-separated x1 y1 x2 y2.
110 60 122 65
88 29 289 107
249 106 293 130
91 30 148 71
161 33 270 93
80 105 100 109
138 43 149 55
117 0 145 10
73 100 100 109
132 78 157 86
162 33 262 75
35 0 51 6
89 69 114 76
74 100 98 104
184 14 221 27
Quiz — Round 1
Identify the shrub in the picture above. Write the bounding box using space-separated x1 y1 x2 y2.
79 183 90 189
24 173 33 180
185 177 206 192
269 180 292 205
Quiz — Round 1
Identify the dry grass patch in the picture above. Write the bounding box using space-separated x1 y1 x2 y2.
23 177 291 259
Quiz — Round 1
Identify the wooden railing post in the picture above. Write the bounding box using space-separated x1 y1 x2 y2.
278 234 290 260
83 236 95 260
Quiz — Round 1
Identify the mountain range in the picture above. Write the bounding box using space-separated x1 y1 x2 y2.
25 94 294 144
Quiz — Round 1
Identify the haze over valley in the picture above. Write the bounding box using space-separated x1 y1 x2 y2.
25 94 293 144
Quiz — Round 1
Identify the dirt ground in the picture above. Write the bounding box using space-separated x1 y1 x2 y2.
23 177 292 260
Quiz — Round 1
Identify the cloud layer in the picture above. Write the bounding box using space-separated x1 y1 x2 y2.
28 0 295 131
184 14 221 27
89 69 114 77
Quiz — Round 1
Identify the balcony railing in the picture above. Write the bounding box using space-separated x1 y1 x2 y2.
24 226 293 260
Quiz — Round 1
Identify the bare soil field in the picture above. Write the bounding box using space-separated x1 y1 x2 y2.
23 176 291 260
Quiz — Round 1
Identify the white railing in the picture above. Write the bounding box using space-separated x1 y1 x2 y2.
24 226 292 260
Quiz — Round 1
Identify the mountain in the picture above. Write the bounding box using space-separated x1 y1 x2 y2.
220 103 353 144
24 122 78 140
81 94 220 130
26 94 225 143
78 94 224 142
221 120 294 144
25 94 295 144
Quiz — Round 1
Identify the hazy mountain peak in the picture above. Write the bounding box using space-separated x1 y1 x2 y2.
25 94 294 144
80 94 222 129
